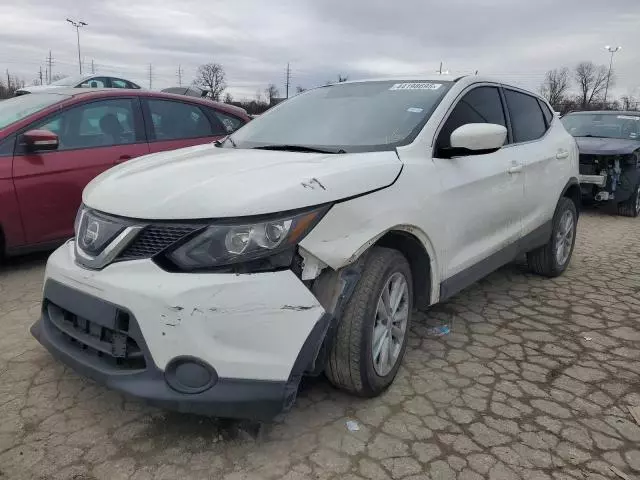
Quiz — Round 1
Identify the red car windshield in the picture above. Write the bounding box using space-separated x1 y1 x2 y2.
0 93 69 130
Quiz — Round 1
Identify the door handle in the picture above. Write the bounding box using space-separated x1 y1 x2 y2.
508 165 523 174
556 150 569 160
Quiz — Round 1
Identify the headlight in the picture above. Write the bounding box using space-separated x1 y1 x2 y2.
166 207 328 271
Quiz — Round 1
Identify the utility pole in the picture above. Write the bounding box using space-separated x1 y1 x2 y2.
177 65 184 86
91 59 95 74
436 62 449 75
47 50 53 84
6 69 10 89
39 66 43 85
67 18 88 74
603 45 621 105
285 62 291 98
148 64 153 89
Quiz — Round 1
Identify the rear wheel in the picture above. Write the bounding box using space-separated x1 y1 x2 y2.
325 247 413 397
527 197 577 277
618 183 640 218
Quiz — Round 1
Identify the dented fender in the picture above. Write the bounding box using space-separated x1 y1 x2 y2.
299 187 442 305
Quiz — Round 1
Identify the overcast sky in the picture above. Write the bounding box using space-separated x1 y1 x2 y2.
1 0 638 100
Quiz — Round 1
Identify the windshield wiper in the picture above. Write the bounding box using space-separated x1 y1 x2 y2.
251 144 345 154
214 136 237 148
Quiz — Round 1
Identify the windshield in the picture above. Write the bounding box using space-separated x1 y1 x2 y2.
227 80 452 152
0 93 68 130
562 113 640 140
50 74 87 87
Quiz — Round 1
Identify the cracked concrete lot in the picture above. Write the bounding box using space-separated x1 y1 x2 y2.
1 211 640 480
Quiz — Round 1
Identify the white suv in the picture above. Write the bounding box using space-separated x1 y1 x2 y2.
31 76 580 419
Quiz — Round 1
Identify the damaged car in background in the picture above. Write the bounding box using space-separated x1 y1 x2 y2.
562 111 640 217
31 77 580 419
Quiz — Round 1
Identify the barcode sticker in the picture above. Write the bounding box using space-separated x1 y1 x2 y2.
390 83 442 91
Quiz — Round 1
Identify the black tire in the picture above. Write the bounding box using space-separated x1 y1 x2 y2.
527 197 577 277
325 247 413 397
618 183 640 218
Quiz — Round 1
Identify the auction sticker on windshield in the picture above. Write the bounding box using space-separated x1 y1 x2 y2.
390 83 442 91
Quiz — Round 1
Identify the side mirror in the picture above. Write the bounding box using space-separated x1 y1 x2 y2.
22 129 59 152
90 81 98 88
443 123 507 158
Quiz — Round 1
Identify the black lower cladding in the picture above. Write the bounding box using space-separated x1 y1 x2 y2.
439 219 553 301
31 280 329 420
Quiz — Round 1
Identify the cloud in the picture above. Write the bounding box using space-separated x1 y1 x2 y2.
1 0 638 99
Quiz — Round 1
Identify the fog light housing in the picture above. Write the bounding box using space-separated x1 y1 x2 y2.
165 356 218 394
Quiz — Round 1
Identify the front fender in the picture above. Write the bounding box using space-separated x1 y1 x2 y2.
299 194 442 304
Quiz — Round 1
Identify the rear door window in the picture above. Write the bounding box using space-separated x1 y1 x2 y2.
504 90 547 143
78 77 108 89
147 100 217 141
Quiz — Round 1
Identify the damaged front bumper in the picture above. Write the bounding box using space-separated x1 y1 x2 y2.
30 241 331 419
579 174 607 187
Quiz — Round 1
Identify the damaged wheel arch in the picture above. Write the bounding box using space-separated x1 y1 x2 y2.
298 227 436 376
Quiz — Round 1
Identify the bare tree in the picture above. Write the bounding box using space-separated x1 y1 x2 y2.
194 63 227 101
223 92 234 104
265 84 280 102
574 61 609 108
295 86 307 94
620 95 638 111
539 68 570 108
337 74 348 83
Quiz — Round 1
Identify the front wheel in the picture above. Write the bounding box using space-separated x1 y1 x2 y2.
325 247 413 397
527 197 577 277
618 183 640 218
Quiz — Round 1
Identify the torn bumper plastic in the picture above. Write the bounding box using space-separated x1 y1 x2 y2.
31 241 329 418
579 174 607 187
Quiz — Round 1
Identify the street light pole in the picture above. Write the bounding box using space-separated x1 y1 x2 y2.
603 45 621 105
67 19 88 75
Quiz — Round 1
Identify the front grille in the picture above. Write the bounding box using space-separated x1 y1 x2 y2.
117 224 199 260
45 301 146 371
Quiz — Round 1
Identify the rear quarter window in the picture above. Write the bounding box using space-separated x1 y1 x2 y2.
213 110 245 133
537 99 554 126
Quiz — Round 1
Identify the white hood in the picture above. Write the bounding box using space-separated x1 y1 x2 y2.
83 144 402 219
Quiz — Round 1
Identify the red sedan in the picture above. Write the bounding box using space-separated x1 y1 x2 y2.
0 89 250 257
